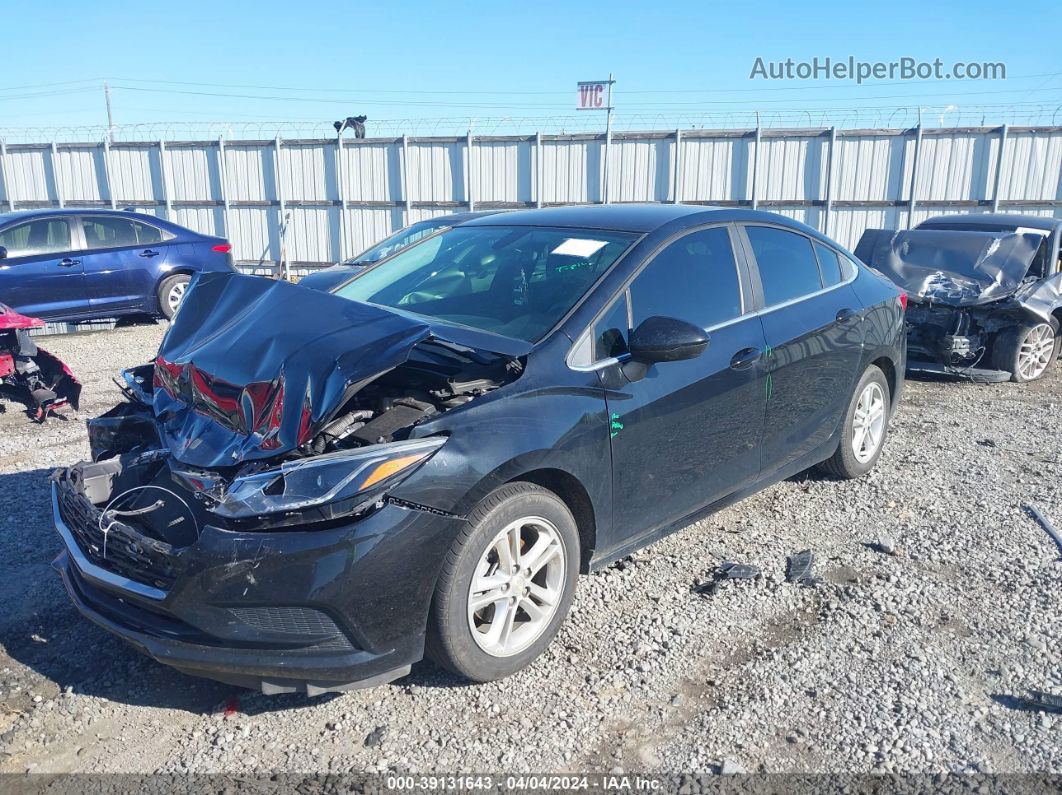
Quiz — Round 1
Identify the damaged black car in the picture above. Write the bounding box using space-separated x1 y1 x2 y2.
51 205 905 694
856 214 1062 382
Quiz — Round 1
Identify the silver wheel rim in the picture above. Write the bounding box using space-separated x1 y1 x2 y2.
167 280 187 312
1017 323 1054 380
467 516 565 658
851 382 886 464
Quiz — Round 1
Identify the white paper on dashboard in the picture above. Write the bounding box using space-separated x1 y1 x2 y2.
552 238 608 257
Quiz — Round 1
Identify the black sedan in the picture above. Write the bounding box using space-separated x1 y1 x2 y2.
51 205 906 693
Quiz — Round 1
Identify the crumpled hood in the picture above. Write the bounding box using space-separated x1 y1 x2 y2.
152 271 431 468
856 229 1041 307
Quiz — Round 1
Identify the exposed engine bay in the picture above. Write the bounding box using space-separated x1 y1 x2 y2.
0 302 81 421
903 302 1030 373
66 272 523 569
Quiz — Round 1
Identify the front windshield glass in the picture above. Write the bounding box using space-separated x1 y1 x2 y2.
345 219 444 265
333 225 637 341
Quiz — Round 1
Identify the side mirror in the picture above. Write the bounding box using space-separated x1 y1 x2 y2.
0 246 7 260
629 316 709 363
623 316 709 382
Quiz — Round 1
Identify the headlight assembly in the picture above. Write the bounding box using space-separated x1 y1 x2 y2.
211 437 445 520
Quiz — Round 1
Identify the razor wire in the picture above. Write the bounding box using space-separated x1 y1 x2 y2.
2 102 1061 143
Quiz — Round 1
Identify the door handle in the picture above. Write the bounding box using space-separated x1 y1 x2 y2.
835 308 857 324
57 258 80 267
139 249 160 258
729 347 762 370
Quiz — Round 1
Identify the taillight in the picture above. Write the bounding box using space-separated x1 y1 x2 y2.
211 243 232 253
898 292 908 311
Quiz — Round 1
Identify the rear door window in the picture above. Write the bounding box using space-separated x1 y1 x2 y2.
628 226 743 332
81 217 139 249
745 225 824 306
0 218 71 258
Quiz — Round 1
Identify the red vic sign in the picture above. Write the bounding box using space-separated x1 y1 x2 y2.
577 81 608 110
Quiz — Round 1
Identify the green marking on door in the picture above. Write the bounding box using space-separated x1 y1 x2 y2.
609 412 624 438
764 344 774 402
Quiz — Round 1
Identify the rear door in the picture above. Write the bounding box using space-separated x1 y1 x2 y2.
0 216 87 319
738 224 864 475
598 225 768 547
77 215 171 314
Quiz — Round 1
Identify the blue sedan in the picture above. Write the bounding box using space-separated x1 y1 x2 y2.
0 209 235 322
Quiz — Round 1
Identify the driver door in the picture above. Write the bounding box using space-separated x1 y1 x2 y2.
598 225 768 549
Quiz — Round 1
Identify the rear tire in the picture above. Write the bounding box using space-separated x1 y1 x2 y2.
992 322 1057 383
157 274 191 320
425 482 579 682
817 365 891 479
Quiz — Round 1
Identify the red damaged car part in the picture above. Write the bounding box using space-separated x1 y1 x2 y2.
0 302 81 421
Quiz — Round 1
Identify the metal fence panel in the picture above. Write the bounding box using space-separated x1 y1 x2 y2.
55 146 102 202
541 138 600 204
1 125 1059 269
758 136 828 202
680 136 745 202
999 130 1062 201
109 146 156 203
610 137 671 203
226 145 272 202
167 145 217 202
8 148 51 203
408 141 464 202
914 132 993 202
832 134 911 202
472 140 531 203
343 142 399 202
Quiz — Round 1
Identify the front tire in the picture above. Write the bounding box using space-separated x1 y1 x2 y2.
157 274 191 320
992 322 1057 383
817 365 891 479
426 482 579 682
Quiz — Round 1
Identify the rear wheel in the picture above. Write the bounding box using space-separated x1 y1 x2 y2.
992 322 1057 383
817 365 890 479
426 482 579 682
157 274 191 319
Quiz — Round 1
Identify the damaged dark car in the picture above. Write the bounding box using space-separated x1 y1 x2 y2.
856 214 1062 382
51 205 905 694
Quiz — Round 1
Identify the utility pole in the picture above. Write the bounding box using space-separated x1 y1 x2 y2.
104 81 114 142
603 73 614 204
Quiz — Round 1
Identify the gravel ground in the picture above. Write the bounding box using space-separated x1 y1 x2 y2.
0 323 1059 777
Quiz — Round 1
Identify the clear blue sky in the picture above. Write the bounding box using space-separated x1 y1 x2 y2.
4 0 1061 132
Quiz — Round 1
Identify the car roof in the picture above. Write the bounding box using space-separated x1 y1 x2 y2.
460 203 730 232
0 207 211 236
459 203 830 237
918 213 1062 232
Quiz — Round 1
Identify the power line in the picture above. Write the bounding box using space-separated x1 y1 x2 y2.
107 83 1062 110
0 78 102 93
106 71 1062 96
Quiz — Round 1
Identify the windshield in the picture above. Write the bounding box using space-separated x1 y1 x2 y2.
333 225 637 341
345 219 447 265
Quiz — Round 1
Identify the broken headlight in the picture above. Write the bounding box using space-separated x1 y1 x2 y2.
211 437 445 520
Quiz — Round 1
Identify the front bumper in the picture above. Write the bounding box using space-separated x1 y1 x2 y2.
50 475 466 694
